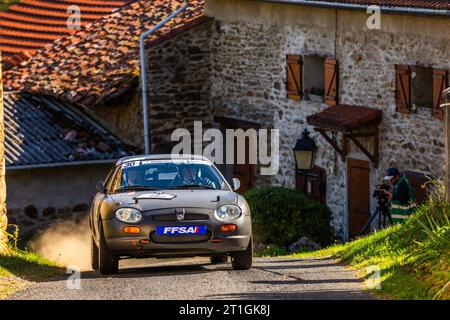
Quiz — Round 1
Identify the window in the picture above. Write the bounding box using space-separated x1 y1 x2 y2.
411 66 433 110
286 54 338 106
109 160 229 193
303 55 325 102
395 65 448 120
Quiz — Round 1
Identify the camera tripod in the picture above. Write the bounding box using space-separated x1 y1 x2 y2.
358 202 393 236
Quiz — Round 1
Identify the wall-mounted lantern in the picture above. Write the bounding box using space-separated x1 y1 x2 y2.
293 129 317 172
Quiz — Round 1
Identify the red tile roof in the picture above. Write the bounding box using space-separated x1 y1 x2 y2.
3 0 208 106
0 0 132 68
306 105 382 132
316 0 450 10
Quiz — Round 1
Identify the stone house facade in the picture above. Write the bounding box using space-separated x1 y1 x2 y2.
203 0 449 240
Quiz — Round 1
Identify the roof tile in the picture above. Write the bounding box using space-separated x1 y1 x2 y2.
4 92 136 167
3 0 207 106
0 0 132 68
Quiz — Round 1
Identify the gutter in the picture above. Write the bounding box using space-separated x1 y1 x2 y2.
254 0 450 17
140 1 189 155
6 159 118 171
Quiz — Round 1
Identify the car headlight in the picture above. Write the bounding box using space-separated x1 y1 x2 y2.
215 205 242 221
115 208 143 223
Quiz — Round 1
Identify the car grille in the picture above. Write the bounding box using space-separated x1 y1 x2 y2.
150 231 211 244
152 213 209 222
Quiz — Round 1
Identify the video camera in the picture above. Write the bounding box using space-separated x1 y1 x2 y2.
373 183 391 207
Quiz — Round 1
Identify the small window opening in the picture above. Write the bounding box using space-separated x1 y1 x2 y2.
411 66 433 110
303 55 325 102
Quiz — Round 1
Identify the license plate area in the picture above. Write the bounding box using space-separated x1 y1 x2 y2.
156 226 207 236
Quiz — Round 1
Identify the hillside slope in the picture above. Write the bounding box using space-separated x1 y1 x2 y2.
293 186 450 300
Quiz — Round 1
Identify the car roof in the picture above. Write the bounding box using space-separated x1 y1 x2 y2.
116 154 212 165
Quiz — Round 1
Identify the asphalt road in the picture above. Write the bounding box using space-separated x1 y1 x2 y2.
10 257 374 300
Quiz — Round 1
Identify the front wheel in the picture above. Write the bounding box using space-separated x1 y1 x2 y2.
231 238 253 270
98 226 119 275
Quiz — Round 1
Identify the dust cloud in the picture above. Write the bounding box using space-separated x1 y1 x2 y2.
29 216 92 271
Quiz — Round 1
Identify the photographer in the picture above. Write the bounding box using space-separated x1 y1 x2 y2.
383 167 416 224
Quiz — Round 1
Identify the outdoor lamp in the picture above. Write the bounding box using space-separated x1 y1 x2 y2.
293 129 317 172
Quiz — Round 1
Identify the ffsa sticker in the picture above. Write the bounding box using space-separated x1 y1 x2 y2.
157 226 207 235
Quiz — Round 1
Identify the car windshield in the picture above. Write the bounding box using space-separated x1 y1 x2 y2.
111 159 229 193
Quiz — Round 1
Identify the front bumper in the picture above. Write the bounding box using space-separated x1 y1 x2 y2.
102 214 252 258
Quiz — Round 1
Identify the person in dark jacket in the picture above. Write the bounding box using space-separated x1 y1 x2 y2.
384 167 416 224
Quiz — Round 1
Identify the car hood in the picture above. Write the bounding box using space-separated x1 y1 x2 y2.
107 190 239 212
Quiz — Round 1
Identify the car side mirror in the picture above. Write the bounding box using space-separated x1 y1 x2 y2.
96 181 106 194
232 178 241 191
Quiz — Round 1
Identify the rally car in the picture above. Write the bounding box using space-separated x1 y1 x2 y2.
89 154 253 274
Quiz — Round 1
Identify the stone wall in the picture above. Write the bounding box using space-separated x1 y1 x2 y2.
207 0 450 239
0 53 6 250
6 163 113 236
93 20 215 154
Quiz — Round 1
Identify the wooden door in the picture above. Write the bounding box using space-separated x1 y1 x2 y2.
233 138 254 194
347 159 371 239
404 171 432 205
214 117 258 195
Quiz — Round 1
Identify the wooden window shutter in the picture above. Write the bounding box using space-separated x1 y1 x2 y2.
324 58 338 106
432 69 447 121
286 54 302 100
395 65 411 114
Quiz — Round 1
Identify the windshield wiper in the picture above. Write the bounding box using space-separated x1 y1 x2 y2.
170 184 217 190
115 186 162 192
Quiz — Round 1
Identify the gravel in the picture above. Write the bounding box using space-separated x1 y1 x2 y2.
9 257 374 300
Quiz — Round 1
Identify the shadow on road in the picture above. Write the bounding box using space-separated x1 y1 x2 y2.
79 261 229 279
208 289 374 300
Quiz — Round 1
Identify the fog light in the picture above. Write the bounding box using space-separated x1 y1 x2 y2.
140 239 150 245
220 224 237 232
123 226 141 234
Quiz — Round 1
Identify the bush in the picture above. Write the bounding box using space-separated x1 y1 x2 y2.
245 186 335 247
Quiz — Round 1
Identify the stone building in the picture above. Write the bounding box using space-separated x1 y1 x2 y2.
205 0 450 239
3 0 450 240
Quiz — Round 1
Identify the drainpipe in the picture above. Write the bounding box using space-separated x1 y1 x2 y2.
140 1 189 154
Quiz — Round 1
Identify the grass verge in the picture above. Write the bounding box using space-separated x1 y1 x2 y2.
0 250 64 299
288 197 450 300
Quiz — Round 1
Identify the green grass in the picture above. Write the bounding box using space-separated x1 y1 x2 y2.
0 250 64 299
288 198 450 300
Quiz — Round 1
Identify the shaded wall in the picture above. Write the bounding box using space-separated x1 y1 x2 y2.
6 163 113 236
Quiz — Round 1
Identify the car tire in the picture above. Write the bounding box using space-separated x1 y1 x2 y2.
98 226 119 275
210 254 228 264
231 237 253 270
90 235 99 271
